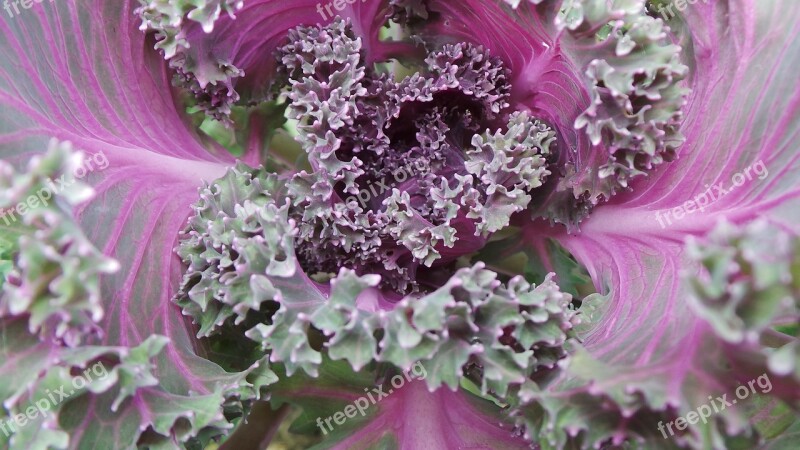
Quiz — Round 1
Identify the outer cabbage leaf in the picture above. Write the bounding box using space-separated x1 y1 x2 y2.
0 1 281 447
268 358 528 450
510 1 800 448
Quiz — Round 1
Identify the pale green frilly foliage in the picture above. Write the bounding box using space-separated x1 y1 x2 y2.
0 140 119 346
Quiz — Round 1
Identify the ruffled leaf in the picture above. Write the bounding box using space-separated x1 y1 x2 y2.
0 1 283 446
0 140 119 346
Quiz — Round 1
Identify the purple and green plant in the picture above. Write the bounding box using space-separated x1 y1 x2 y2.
0 0 798 449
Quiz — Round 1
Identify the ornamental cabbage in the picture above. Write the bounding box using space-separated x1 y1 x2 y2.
0 0 798 449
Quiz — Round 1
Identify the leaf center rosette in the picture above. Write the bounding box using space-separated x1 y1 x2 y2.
283 19 558 294
174 18 577 400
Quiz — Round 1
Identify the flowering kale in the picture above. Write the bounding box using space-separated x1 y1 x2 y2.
280 19 555 292
0 0 799 449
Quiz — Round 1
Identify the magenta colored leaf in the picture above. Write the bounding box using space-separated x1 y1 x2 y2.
0 1 275 446
513 1 800 447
